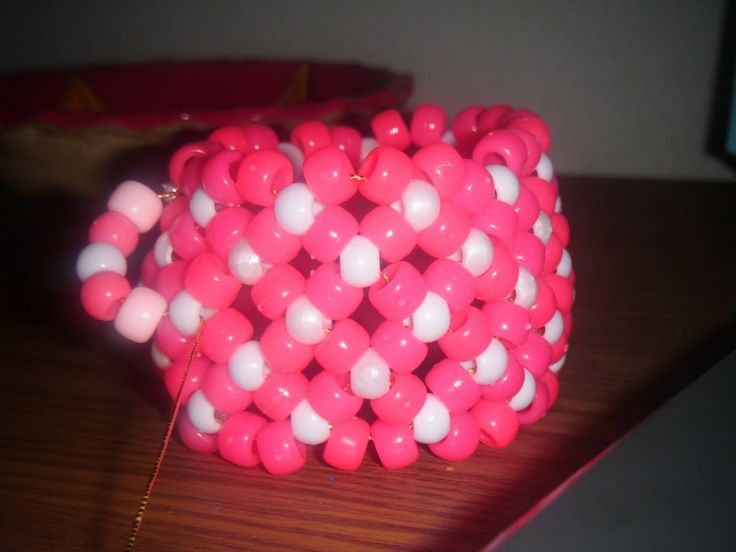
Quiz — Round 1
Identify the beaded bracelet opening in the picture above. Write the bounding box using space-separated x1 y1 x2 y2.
78 103 573 476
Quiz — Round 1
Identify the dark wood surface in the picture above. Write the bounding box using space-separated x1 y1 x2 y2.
1 176 735 552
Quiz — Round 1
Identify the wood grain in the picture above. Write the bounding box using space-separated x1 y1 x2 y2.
0 177 735 551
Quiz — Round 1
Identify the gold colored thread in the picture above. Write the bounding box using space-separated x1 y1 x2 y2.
350 174 367 182
157 190 180 201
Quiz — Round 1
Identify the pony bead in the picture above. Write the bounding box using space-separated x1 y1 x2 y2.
77 103 574 474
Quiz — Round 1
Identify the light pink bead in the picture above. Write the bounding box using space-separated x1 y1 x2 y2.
370 373 426 426
164 355 211 404
80 270 131 321
153 260 187 302
371 109 411 150
514 332 553 379
307 370 363 423
472 200 519 246
260 318 314 373
170 211 207 261
202 149 245 205
242 124 279 151
217 411 268 467
314 319 370 374
478 104 513 134
236 150 293 207
368 261 426 320
302 205 359 263
510 231 545 276
481 354 524 402
113 286 166 343
107 180 163 233
545 273 574 314
155 316 192 360
416 202 470 258
371 319 428 374
543 233 564 275
428 411 480 461
471 399 519 448
305 263 363 320
451 159 494 216
426 359 481 412
451 105 484 155
200 308 253 364
253 371 308 421
89 211 139 256
423 258 476 313
168 140 221 188
205 207 252 260
245 208 301 265
251 263 305 320
475 239 519 301
178 414 218 453
208 126 250 152
184 253 241 309
482 300 531 347
413 142 465 198
370 420 418 470
529 278 557 328
331 125 362 167
472 130 528 177
410 104 446 146
202 363 253 414
302 145 357 204
256 419 308 475
360 205 416 262
291 120 332 156
514 184 541 232
516 380 550 425
358 146 412 204
323 417 370 471
503 113 552 153
522 176 557 215
438 306 492 361
159 196 188 232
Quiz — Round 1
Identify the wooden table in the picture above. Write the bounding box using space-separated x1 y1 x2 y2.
1 176 735 551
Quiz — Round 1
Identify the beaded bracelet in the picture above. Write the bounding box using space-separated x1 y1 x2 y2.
77 104 573 476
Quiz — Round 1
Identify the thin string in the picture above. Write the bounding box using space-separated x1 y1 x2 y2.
126 324 202 551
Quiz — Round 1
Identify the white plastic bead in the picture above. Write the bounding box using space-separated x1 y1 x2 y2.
187 389 222 434
549 354 566 373
487 165 520 205
408 291 451 343
285 295 331 345
278 142 304 178
153 231 173 267
412 394 451 444
556 248 572 277
543 310 565 344
360 137 379 163
151 341 170 369
535 153 554 182
513 268 539 309
169 290 202 337
453 228 494 277
554 196 563 213
340 234 381 288
228 239 266 285
508 368 537 411
533 211 553 245
470 337 508 385
76 242 127 281
290 399 331 445
440 130 456 146
228 341 270 391
350 348 391 399
274 183 317 235
398 178 441 232
190 187 217 228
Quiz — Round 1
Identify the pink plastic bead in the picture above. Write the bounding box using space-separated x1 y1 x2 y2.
438 306 492 361
472 200 519 246
260 318 314 374
331 125 362 168
514 332 553 379
426 359 481 412
371 319 428 374
178 154 207 198
302 205 359 263
159 196 188 232
416 201 470 258
305 263 363 320
472 130 528 177
508 128 542 177
251 263 305 320
428 412 480 461
242 124 279 151
478 104 513 134
370 420 418 470
178 414 218 453
245 208 301 265
481 354 524 402
185 253 241 309
451 105 484 154
370 373 427 426
371 109 411 150
552 213 570 247
202 149 246 205
522 176 557 215
236 150 293 207
482 300 531 347
302 146 357 205
256 420 308 475
543 233 564 275
452 159 494 215
154 260 187 302
545 273 574 314
155 316 192 360
164 355 211 404
529 278 557 328
253 371 308 421
314 319 370 374
323 417 370 471
168 140 221 189
307 371 363 423
475 239 519 301
410 104 446 146
514 184 541 231
291 120 332 156
423 258 476 313
80 270 131 321
471 399 519 448
516 380 550 425
543 372 559 407
140 251 158 288
208 126 250 152
202 363 253 414
503 113 551 153
358 146 412 204
368 261 426 320
360 205 417 263
114 287 167 343
413 142 466 198
200 308 253 364
107 180 163 233
551 333 569 363
205 207 252 260
170 211 207 261
217 411 268 467
510 232 545 276
89 211 139 257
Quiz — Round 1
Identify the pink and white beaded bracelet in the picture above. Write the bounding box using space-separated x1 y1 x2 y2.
77 104 573 475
